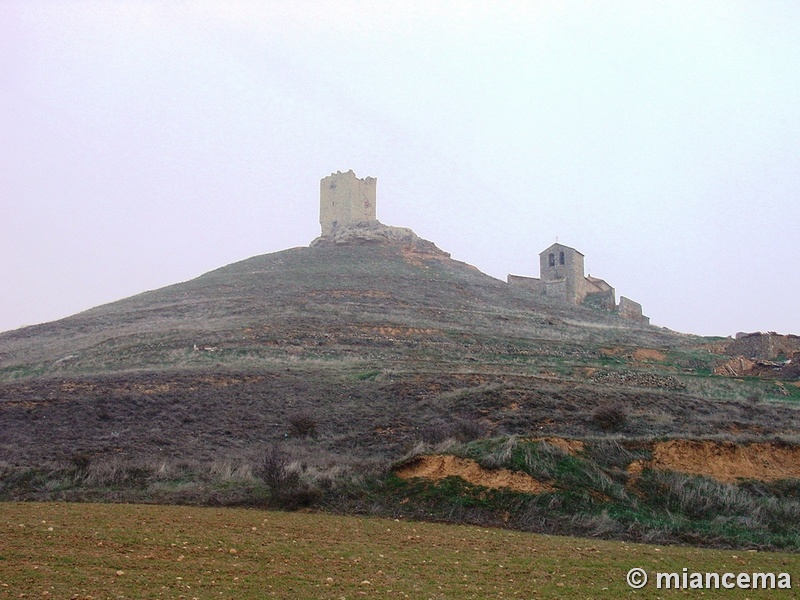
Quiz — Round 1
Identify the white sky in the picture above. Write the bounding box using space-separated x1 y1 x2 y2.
1 1 798 337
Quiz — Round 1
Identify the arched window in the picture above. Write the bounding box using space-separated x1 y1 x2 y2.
559 251 565 265
548 253 555 267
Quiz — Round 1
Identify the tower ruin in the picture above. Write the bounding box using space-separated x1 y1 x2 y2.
319 170 377 237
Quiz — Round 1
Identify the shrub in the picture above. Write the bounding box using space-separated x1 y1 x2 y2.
585 439 650 470
591 405 628 432
523 441 568 480
478 436 519 470
256 444 318 510
419 418 487 444
288 411 318 438
639 470 754 519
257 444 299 490
69 452 92 474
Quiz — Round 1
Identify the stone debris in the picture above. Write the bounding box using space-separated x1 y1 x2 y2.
590 370 686 390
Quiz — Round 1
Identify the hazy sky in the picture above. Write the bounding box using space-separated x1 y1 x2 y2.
2 1 798 337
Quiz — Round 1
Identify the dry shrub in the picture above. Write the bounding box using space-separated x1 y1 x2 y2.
288 411 318 438
256 444 318 509
591 405 628 432
419 418 487 444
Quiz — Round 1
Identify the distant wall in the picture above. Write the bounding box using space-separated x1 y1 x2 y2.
584 290 616 311
320 170 377 236
728 332 800 360
507 274 541 292
618 296 649 324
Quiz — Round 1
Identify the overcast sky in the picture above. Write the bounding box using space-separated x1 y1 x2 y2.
2 1 798 337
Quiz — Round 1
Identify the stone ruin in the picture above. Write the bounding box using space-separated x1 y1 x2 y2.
507 243 649 323
311 170 649 324
727 332 800 361
713 333 800 379
319 169 376 237
311 170 449 257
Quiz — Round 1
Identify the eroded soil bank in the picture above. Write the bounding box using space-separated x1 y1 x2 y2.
636 439 800 483
399 438 800 489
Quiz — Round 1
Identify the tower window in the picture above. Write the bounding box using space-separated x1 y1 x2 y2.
548 253 555 267
559 251 565 265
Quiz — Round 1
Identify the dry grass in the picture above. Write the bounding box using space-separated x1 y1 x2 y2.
2 502 799 599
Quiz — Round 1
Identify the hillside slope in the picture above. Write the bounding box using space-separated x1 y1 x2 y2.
0 236 686 379
1 234 797 461
2 232 799 550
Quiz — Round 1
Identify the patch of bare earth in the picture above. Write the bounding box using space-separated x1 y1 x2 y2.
630 440 800 483
396 455 553 494
632 348 667 362
599 347 625 357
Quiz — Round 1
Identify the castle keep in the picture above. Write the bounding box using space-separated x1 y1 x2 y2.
319 170 377 236
508 242 648 323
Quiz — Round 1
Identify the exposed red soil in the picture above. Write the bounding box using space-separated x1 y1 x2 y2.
632 348 667 362
395 455 553 494
631 440 800 483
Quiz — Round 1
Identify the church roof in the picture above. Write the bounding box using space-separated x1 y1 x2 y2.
539 242 584 257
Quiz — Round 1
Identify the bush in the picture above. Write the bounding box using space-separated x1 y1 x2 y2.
585 439 650 470
288 411 318 438
257 444 299 490
591 405 628 432
256 444 318 510
639 470 754 519
419 418 487 444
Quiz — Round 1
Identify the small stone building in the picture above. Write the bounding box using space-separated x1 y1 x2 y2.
508 242 648 323
319 170 377 236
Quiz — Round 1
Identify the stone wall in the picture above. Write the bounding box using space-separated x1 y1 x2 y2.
506 274 541 292
320 170 377 236
584 290 616 311
727 332 800 360
618 296 649 324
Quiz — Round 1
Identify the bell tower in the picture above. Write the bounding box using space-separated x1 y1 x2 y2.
539 243 585 304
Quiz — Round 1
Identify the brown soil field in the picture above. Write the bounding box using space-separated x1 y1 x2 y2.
2 502 798 599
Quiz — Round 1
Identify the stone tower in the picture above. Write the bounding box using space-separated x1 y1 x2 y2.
319 170 377 236
539 243 585 304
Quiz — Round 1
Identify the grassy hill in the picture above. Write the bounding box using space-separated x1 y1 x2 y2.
0 240 687 378
1 232 799 550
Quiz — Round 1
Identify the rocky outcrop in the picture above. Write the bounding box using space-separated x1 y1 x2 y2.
310 220 450 258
